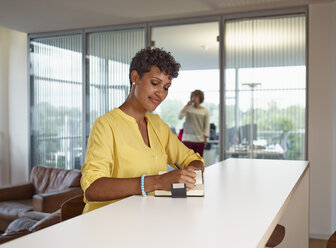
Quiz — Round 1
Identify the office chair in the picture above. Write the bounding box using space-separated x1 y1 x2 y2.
265 224 285 247
60 194 85 221
328 230 336 248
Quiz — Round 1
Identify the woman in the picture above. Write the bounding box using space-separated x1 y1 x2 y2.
178 90 210 157
81 47 204 213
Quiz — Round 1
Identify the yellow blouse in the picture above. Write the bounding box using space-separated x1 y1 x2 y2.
81 108 203 213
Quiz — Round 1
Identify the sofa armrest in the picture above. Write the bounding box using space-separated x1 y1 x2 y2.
33 187 83 213
0 183 34 201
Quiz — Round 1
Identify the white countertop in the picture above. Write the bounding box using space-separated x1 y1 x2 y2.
1 158 309 248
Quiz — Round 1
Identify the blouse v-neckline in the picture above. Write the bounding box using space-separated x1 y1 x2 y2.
115 108 152 150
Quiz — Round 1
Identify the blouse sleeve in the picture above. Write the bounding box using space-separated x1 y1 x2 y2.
80 117 114 194
161 120 204 169
178 111 186 120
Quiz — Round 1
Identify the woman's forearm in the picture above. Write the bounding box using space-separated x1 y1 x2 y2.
85 175 161 201
85 166 200 201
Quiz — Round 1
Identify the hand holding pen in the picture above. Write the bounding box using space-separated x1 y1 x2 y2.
175 162 197 171
157 162 196 191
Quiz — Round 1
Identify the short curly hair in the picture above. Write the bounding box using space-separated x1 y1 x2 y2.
191 89 205 103
129 47 181 88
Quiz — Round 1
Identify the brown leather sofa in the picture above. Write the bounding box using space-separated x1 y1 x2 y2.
0 165 83 232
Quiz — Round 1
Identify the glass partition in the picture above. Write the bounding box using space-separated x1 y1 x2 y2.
151 21 220 166
86 29 145 129
29 11 307 171
30 35 82 169
224 15 306 160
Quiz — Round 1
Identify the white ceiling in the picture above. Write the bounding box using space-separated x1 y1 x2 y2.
0 0 326 34
0 0 324 71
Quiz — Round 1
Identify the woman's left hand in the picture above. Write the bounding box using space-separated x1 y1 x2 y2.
187 160 204 172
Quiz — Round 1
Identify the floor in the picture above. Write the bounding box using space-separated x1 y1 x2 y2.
310 238 327 248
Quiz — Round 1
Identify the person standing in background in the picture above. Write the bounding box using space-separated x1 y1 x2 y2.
178 89 210 157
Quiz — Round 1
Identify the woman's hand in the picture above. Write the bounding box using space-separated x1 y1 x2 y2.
158 167 197 191
187 160 204 172
180 100 192 115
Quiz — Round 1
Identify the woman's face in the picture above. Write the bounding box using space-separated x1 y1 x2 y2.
191 94 200 105
132 66 172 112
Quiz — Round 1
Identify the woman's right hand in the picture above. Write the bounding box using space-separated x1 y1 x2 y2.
179 100 192 116
158 167 197 191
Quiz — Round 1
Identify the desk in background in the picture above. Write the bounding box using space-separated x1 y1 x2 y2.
227 147 285 159
1 159 309 248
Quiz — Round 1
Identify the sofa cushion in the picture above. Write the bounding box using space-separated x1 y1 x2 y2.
4 217 37 234
30 209 61 232
30 166 81 194
0 209 61 244
21 211 50 221
0 200 33 231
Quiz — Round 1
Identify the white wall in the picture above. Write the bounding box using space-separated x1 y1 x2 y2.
332 2 336 236
8 29 28 184
0 28 10 186
308 1 336 239
0 27 28 186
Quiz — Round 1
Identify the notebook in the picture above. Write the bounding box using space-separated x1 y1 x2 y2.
154 170 204 197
